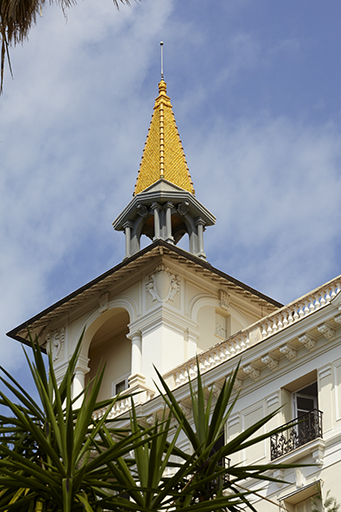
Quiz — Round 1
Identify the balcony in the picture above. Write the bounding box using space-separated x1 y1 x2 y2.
270 409 323 461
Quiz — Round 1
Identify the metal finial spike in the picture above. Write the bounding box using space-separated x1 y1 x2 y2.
160 41 164 80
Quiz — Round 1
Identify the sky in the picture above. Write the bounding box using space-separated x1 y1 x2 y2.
1 0 341 390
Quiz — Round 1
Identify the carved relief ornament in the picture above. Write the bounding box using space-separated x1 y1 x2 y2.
46 327 65 361
261 353 279 371
145 265 181 303
99 292 110 313
219 290 230 310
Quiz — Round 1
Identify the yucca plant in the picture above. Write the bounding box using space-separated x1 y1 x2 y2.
150 361 308 512
93 361 307 512
0 333 152 512
0 335 308 512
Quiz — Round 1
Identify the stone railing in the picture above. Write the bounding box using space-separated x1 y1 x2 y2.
93 395 131 421
92 387 156 421
164 277 341 389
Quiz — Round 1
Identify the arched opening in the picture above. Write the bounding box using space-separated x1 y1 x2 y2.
171 212 188 245
140 214 154 241
136 213 154 251
85 308 131 402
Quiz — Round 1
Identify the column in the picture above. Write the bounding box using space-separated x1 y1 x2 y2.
165 202 174 243
72 354 89 408
195 218 206 259
130 331 142 376
128 330 147 395
123 221 134 259
152 203 161 240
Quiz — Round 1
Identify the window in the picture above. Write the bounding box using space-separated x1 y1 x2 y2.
115 380 127 394
295 497 319 512
215 311 229 339
210 431 225 466
210 431 230 475
112 373 130 396
209 431 229 486
280 482 321 512
294 382 318 418
271 374 322 460
294 382 319 442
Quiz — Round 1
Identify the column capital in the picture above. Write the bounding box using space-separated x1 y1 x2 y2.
136 204 148 218
75 354 90 374
195 217 206 227
151 202 161 210
123 220 134 229
126 329 142 341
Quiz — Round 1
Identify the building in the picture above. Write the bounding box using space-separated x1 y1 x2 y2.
7 78 341 511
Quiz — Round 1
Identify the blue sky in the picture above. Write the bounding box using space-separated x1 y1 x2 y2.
1 0 341 388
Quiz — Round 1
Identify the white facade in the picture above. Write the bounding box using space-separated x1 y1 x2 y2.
8 242 341 510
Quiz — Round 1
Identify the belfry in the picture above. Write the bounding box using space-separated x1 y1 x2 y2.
113 79 215 260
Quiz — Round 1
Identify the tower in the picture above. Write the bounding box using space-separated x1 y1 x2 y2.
113 79 215 260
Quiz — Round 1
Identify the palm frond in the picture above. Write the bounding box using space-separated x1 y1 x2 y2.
0 0 133 93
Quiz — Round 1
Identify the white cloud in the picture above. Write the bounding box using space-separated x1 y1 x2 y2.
190 115 341 303
0 0 176 372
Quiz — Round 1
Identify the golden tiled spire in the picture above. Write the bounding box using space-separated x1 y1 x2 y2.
133 80 195 196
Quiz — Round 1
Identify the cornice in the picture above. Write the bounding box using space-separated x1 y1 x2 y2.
8 241 281 349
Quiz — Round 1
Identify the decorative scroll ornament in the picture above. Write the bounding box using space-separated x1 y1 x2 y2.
99 292 110 313
334 313 341 324
261 354 279 371
219 290 230 310
146 265 181 303
234 378 243 390
46 327 65 361
298 333 316 352
279 344 297 361
317 323 335 340
208 383 221 398
179 402 192 418
177 201 190 216
136 204 148 218
146 415 155 426
243 364 260 381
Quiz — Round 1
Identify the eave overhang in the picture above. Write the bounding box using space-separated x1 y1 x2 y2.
7 240 282 349
113 179 216 231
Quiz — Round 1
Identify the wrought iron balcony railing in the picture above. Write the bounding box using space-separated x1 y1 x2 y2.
270 409 323 460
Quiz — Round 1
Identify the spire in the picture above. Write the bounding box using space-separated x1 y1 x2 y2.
113 73 216 261
133 80 195 196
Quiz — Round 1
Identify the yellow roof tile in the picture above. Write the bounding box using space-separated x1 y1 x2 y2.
134 80 195 196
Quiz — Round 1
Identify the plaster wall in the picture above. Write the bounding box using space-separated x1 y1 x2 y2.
142 324 185 389
224 342 341 508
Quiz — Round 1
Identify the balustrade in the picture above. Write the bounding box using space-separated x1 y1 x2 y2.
166 279 341 390
93 396 131 421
